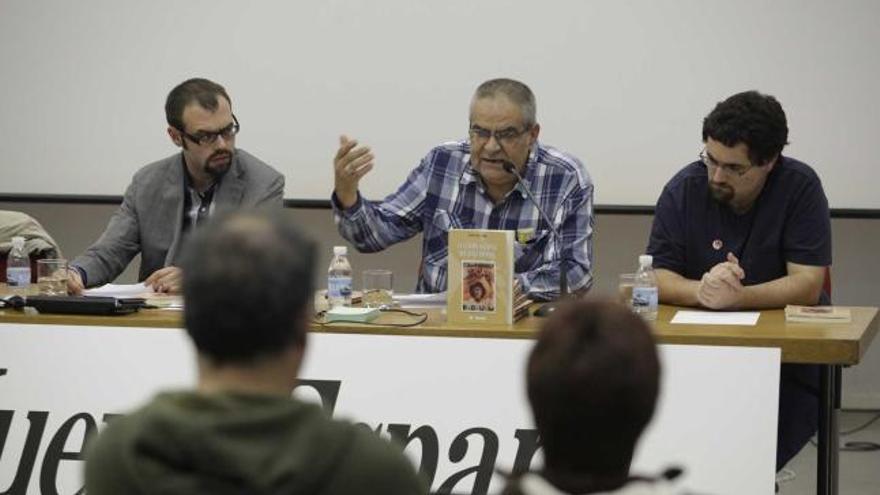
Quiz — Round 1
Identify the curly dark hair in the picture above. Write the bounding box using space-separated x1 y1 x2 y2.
702 90 788 166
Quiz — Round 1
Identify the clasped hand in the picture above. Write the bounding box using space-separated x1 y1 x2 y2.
697 253 745 309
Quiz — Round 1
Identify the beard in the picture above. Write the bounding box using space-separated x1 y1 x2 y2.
709 182 734 205
204 150 233 179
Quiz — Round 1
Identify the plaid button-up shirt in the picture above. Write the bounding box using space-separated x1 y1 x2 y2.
332 140 594 301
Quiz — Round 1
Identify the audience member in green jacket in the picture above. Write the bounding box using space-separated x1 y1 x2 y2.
84 211 427 495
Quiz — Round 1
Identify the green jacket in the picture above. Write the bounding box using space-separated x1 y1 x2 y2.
85 391 427 495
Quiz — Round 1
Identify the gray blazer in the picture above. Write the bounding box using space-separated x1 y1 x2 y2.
73 149 284 286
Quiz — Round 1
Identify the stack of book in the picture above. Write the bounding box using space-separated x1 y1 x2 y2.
784 305 851 323
512 281 532 322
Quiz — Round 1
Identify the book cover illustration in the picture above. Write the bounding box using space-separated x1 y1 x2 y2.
461 261 496 312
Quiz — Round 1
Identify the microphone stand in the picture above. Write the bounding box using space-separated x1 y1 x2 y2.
502 162 568 317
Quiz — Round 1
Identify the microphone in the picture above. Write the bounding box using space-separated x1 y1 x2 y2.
501 160 568 316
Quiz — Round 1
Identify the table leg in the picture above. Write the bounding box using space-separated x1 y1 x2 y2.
816 364 840 495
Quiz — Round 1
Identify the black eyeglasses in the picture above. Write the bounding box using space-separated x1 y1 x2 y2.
699 149 753 177
178 114 240 146
469 124 532 144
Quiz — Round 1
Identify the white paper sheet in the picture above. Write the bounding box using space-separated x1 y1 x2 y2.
83 282 154 298
393 292 447 308
671 310 760 326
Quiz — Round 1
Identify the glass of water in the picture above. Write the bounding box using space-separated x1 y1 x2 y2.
362 269 393 308
37 259 69 296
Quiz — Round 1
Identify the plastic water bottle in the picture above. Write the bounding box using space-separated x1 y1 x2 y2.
632 254 658 321
327 245 353 308
6 236 31 295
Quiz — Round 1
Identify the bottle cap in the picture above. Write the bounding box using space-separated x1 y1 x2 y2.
639 254 653 266
333 245 348 256
11 236 25 248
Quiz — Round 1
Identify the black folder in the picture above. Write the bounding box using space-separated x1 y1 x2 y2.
25 295 146 316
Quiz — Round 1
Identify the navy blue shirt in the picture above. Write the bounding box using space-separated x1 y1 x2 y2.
647 156 831 296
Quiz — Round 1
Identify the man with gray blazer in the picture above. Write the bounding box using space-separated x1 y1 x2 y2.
67 78 284 294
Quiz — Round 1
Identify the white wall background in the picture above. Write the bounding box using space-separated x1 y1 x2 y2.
1 0 879 208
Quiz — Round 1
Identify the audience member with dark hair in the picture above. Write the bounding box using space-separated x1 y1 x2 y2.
502 299 685 495
67 78 284 295
84 212 427 495
647 90 830 469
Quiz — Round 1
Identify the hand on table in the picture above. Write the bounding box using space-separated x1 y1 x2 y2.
66 269 85 295
145 266 183 294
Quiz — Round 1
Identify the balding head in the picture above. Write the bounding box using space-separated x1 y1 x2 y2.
180 211 316 365
471 78 537 127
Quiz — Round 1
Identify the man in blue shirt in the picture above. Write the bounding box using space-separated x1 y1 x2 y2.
647 90 831 469
331 78 594 301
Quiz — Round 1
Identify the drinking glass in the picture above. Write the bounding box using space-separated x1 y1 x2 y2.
37 259 69 296
362 269 393 308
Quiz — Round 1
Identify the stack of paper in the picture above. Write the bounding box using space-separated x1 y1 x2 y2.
393 292 447 308
83 283 183 310
83 283 154 298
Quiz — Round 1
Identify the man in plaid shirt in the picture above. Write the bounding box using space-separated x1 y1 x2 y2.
331 78 593 301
